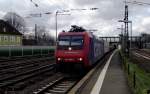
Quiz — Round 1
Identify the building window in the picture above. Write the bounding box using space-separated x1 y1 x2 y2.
12 36 15 42
9 36 14 45
10 36 13 42
1 36 3 41
4 36 8 41
3 27 6 32
17 36 20 43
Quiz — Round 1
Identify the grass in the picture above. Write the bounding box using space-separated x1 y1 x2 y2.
120 51 150 94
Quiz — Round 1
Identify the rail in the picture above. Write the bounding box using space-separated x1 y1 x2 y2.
0 64 55 88
33 76 78 94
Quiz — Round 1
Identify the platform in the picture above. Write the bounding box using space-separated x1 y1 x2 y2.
99 51 131 94
74 50 132 94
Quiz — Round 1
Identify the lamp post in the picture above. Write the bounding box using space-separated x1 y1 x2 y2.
51 8 98 43
55 8 98 43
55 10 70 43
130 21 132 49
55 11 58 43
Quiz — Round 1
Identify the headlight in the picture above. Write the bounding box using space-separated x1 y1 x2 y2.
79 58 83 61
57 58 61 61
68 47 72 51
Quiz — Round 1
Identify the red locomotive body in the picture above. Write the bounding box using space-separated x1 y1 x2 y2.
55 31 109 69
56 32 91 67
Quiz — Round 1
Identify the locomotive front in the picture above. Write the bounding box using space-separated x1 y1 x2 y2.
55 32 88 68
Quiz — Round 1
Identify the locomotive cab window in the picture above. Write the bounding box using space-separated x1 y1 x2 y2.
58 35 84 50
58 36 70 46
71 36 83 46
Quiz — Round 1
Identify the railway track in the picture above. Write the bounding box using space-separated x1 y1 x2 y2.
133 52 150 60
0 57 54 79
141 49 150 55
132 49 150 61
33 76 79 94
0 52 112 94
133 49 150 58
0 54 54 63
131 49 150 72
0 57 54 71
0 56 54 66
0 54 56 94
0 64 56 93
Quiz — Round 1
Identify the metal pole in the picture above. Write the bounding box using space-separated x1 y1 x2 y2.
128 64 130 75
41 47 42 56
133 71 136 88
11 0 13 28
121 25 124 51
55 11 58 44
48 46 50 55
22 46 23 57
124 5 129 55
35 24 37 45
12 14 13 27
32 46 33 56
130 22 132 49
55 11 70 45
9 46 11 57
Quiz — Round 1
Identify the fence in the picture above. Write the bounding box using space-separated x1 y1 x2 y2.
0 46 55 57
120 51 150 94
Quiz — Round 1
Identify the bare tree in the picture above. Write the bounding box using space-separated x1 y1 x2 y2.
36 26 46 39
3 12 26 34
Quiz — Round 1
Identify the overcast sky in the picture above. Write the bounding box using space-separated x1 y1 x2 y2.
0 0 150 37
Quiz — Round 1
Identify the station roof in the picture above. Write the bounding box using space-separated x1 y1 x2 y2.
0 19 22 35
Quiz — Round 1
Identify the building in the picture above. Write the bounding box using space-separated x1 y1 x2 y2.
0 19 22 46
141 33 150 48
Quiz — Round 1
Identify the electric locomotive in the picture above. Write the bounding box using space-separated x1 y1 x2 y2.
55 26 109 69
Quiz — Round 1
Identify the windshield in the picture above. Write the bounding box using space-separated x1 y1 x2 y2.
58 36 70 46
58 35 84 50
71 36 83 46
